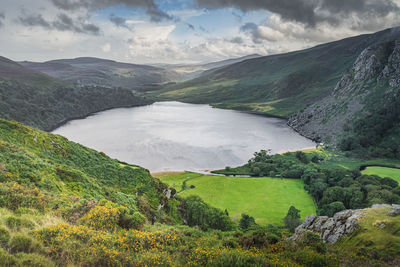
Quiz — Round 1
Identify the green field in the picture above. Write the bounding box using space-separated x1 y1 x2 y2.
362 167 400 183
154 172 316 225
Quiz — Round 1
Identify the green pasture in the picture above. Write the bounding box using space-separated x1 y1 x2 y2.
362 166 400 183
154 172 316 225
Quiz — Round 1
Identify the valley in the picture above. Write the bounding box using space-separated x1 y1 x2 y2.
0 7 399 264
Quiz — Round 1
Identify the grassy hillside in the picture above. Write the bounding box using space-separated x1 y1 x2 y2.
150 28 399 118
0 56 153 131
155 172 316 225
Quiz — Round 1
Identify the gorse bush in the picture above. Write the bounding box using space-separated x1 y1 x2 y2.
79 204 121 232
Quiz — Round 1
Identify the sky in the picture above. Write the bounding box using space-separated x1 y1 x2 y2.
0 0 399 64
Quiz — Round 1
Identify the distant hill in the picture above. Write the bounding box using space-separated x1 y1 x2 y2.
151 27 400 119
20 57 180 91
0 56 61 87
154 54 262 81
0 56 153 130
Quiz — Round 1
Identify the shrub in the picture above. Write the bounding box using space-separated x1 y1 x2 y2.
284 206 302 232
119 211 146 230
0 227 10 247
9 235 41 253
17 253 55 267
0 182 48 211
79 205 120 231
6 216 22 230
0 248 18 266
239 214 256 230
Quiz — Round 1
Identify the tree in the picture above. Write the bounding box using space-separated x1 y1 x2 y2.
181 181 187 191
239 214 256 230
319 201 345 217
283 206 301 232
295 151 309 164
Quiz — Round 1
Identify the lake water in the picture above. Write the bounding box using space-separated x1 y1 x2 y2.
53 101 315 171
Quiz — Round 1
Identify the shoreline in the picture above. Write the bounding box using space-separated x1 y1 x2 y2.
47 101 154 132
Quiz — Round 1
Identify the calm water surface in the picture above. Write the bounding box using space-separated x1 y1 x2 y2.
53 102 315 171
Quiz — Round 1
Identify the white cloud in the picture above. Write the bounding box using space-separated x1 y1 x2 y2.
102 43 111 52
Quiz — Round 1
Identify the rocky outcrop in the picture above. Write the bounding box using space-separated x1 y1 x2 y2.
289 204 400 244
288 37 400 144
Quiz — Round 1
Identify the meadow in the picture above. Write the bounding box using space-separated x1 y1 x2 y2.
154 172 316 225
362 167 400 183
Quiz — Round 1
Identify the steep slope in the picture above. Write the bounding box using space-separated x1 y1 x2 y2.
0 56 153 131
289 36 400 148
20 57 180 91
152 27 400 118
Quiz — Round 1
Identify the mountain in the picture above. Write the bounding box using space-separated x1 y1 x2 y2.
289 36 400 142
153 54 262 81
0 56 153 131
151 27 400 119
20 57 180 91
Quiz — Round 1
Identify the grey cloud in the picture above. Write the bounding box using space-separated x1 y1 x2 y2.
226 36 244 44
186 23 195 31
231 11 242 23
199 26 208 33
19 14 51 28
195 0 400 27
50 0 174 22
240 23 259 42
0 12 5 27
18 12 100 35
109 14 133 30
146 7 174 22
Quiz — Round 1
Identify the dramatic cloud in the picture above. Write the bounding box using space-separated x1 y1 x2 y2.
195 0 400 28
18 12 100 35
50 0 174 22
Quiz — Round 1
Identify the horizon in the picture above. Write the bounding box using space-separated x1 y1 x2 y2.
1 0 399 64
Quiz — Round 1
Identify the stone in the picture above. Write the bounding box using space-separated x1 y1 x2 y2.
321 218 335 231
303 214 317 228
388 204 400 216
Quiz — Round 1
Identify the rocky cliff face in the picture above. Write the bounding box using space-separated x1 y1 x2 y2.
288 37 400 144
289 204 400 244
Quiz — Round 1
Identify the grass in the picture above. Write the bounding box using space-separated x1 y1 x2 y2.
154 172 316 225
362 167 400 183
338 207 400 258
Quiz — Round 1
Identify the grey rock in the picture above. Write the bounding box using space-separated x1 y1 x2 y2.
303 214 317 227
388 204 400 216
289 207 370 244
321 218 335 231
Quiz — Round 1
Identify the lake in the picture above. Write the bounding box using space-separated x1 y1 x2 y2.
53 101 315 171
